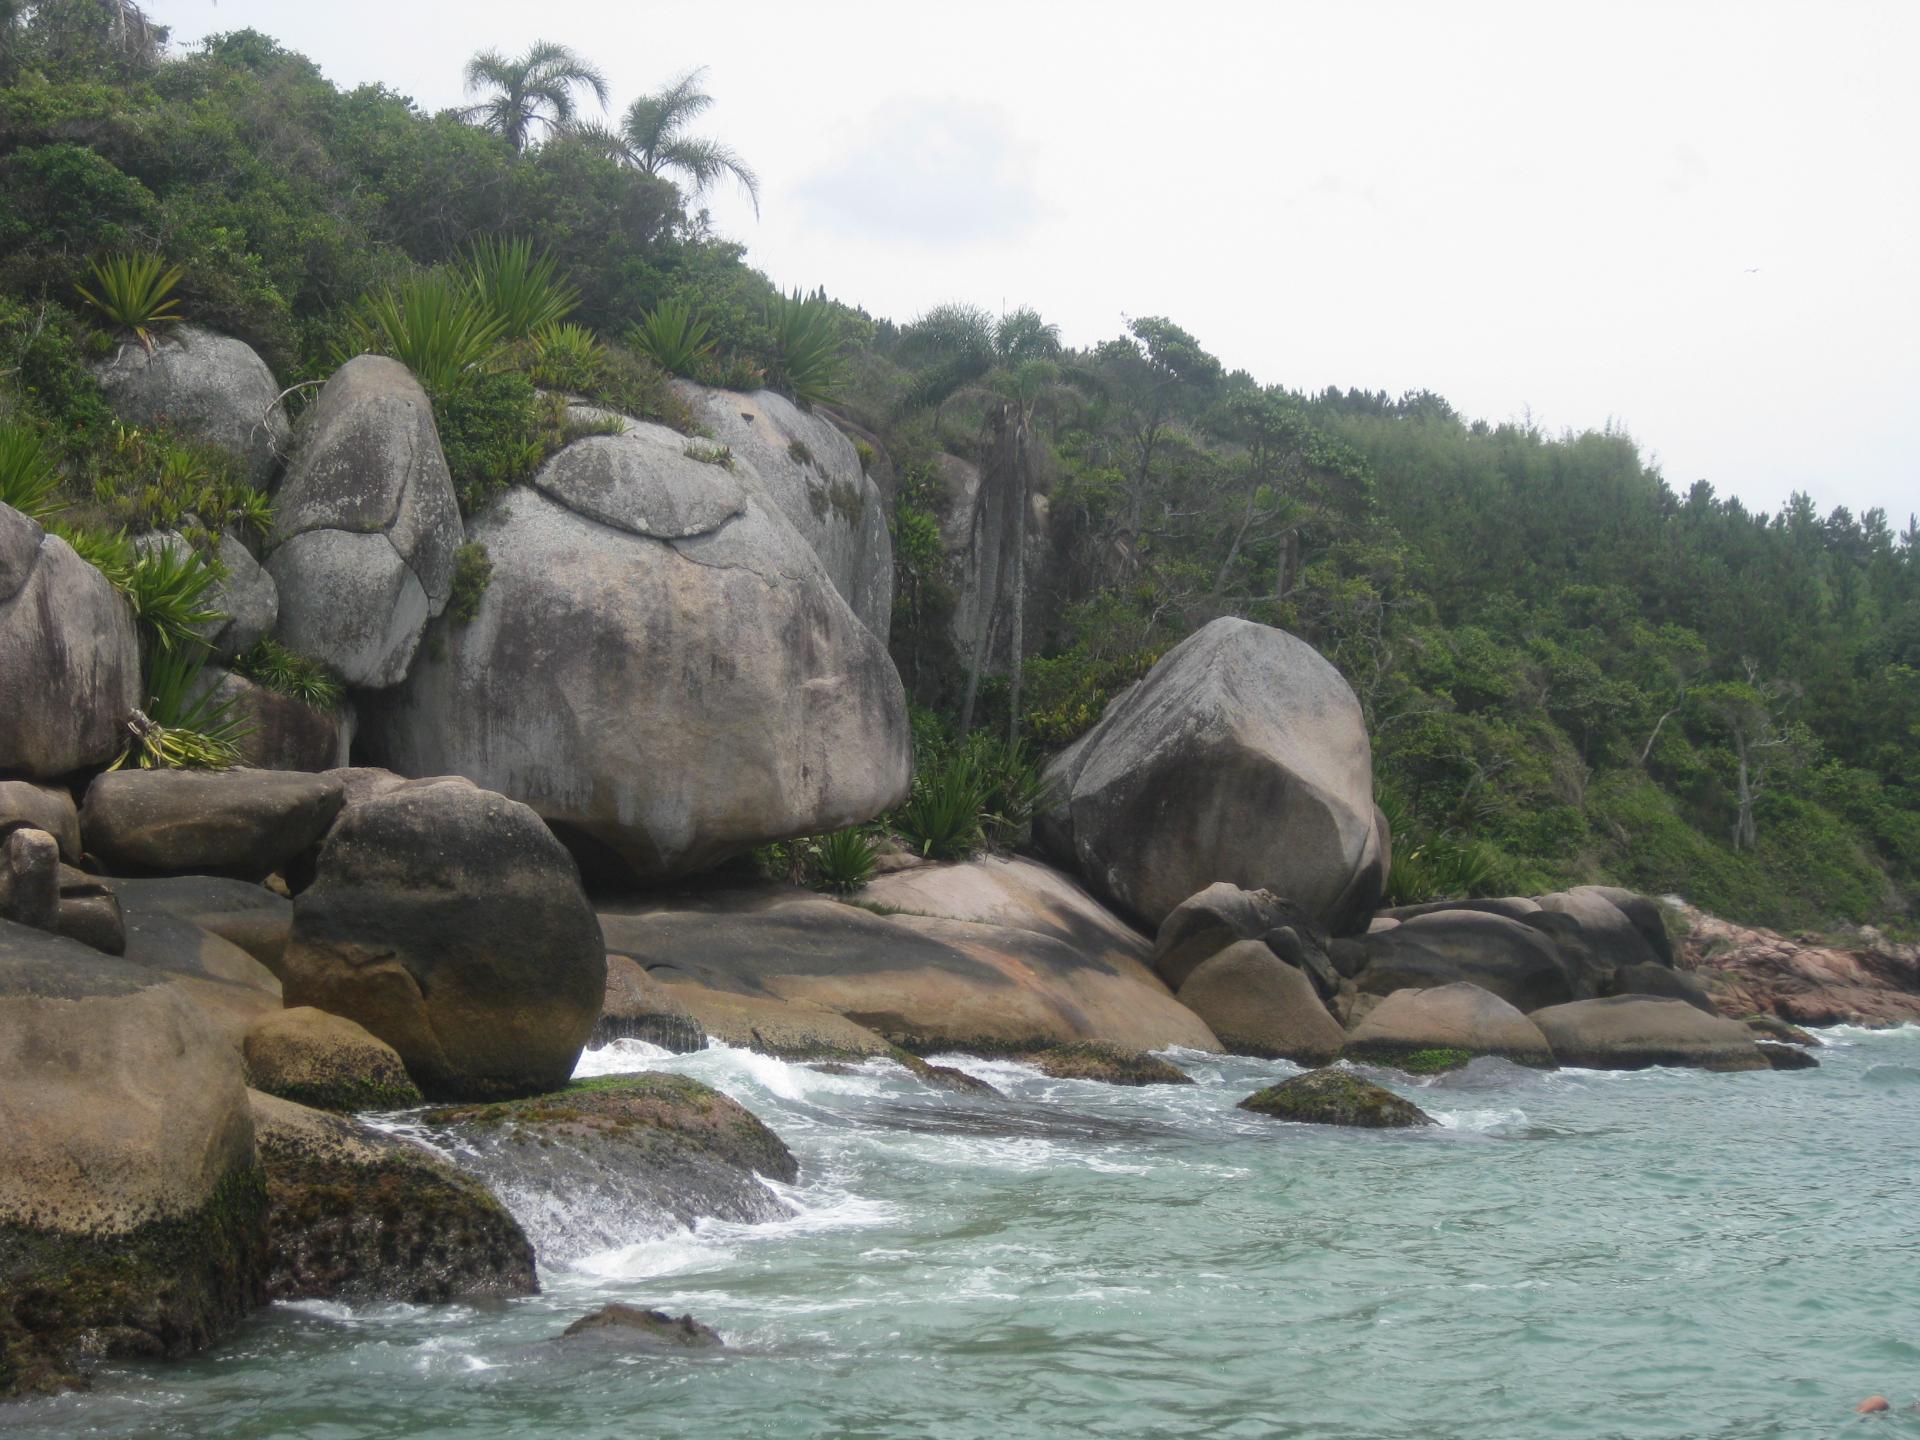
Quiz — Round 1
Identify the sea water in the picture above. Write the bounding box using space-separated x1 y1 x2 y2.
8 1027 1917 1439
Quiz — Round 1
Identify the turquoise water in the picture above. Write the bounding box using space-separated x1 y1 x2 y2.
7 1027 1918 1439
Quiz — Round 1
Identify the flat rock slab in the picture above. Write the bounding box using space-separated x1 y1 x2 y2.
81 770 344 881
1530 996 1770 1071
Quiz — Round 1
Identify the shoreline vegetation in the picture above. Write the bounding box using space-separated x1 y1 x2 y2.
0 1 1916 1418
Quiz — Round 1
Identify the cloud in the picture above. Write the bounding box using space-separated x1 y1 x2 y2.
794 97 1039 246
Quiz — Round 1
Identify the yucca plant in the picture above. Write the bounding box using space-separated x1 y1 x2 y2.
628 299 714 377
0 425 63 520
895 748 991 860
113 643 250 771
810 828 879 893
526 320 608 393
52 522 138 591
764 289 846 408
233 637 344 710
345 270 508 393
463 236 579 339
75 251 184 352
966 733 1047 845
125 542 223 653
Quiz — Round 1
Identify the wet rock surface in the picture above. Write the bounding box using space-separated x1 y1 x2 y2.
1237 1067 1436 1129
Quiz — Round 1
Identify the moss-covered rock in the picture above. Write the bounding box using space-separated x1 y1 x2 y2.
244 1007 422 1112
251 1092 533 1303
1237 1067 1435 1129
421 1074 797 1238
1024 1042 1193 1086
557 1302 724 1352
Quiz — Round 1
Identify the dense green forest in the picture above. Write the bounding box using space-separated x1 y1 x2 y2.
1 2 1913 932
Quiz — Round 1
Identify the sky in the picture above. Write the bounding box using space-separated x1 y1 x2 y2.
146 0 1918 522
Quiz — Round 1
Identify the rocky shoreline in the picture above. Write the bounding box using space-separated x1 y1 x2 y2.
4 323 1916 1402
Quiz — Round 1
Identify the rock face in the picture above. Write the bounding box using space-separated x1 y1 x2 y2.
1529 996 1770 1071
0 921 265 1398
1037 618 1382 933
109 875 291 973
596 953 706 1053
603 884 1218 1055
675 384 893 637
1353 909 1576 1013
1343 983 1557 1069
364 427 909 880
1238 1068 1435 1129
421 1074 796 1260
92 326 290 484
243 1007 422 1111
1676 901 1920 1028
279 778 606 1100
0 504 142 779
268 355 462 688
250 1091 534 1303
81 769 345 881
1176 940 1346 1064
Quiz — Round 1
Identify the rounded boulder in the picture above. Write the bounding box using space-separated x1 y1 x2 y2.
1342 982 1557 1069
1176 939 1346 1064
1529 996 1770 1072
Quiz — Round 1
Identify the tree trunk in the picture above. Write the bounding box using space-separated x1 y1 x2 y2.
1732 731 1757 850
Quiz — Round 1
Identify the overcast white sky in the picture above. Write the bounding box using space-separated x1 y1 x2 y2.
149 0 1917 522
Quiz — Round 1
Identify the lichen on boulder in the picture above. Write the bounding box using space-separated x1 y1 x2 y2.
1237 1067 1435 1129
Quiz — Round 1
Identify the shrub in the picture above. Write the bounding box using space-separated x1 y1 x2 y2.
763 289 846 408
447 541 493 624
463 236 579 340
433 368 546 515
810 828 879 893
74 251 184 351
85 425 272 541
0 425 63 519
114 643 250 771
629 299 714 377
344 270 506 393
233 637 343 710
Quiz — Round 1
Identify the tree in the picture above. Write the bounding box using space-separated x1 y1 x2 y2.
460 41 609 154
585 67 760 217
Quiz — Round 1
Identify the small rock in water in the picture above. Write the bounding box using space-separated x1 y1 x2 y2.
1238 1067 1435 1129
1025 1042 1193 1086
1857 1396 1890 1414
1744 1014 1822 1047
560 1303 724 1352
1756 1040 1820 1070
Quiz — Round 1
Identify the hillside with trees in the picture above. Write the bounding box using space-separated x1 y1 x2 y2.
1 1 1913 932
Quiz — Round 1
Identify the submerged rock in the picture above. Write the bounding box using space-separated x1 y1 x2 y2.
1529 996 1769 1072
420 1075 796 1258
0 921 265 1399
1037 617 1384 934
558 1301 724 1352
1237 1067 1435 1129
243 1007 422 1112
280 777 605 1100
1024 1042 1193 1086
251 1092 533 1303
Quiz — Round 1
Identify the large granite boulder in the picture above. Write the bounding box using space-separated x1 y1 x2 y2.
1037 618 1382 933
604 884 1218 1055
251 1091 533 1303
81 768 345 881
267 355 462 688
362 426 911 880
279 777 606 1100
1343 982 1557 1069
0 503 142 779
1530 996 1770 1072
0 780 80 861
1526 888 1666 990
0 921 265 1398
92 326 289 484
675 384 893 636
1353 909 1577 1013
1151 882 1324 991
243 1007 422 1112
1176 940 1345 1063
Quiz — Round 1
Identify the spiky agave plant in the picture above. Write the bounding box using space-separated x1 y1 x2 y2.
628 299 714 377
124 541 223 653
113 643 251 771
810 828 879 893
464 236 580 340
894 747 990 860
0 424 63 520
344 270 508 393
763 289 846 408
75 251 184 352
526 320 608 393
233 637 344 710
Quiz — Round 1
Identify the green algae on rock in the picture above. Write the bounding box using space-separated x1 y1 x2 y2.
1237 1067 1435 1129
1025 1042 1194 1086
251 1092 533 1303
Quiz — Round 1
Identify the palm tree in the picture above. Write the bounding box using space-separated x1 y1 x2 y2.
460 41 609 154
582 67 760 217
900 304 1065 738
